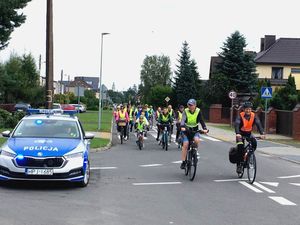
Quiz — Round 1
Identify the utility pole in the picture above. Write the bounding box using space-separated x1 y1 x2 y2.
45 0 54 109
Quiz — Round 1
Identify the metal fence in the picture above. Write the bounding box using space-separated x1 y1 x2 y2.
276 110 293 136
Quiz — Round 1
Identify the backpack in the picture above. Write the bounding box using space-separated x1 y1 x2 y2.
229 147 241 164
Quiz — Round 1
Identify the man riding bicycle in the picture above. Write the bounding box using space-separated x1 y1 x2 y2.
235 101 265 173
180 99 208 169
156 107 173 142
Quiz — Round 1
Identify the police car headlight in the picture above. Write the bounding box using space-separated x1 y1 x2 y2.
0 149 17 158
64 152 84 159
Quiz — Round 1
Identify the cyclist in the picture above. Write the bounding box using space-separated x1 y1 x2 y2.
127 104 135 132
175 105 185 143
135 115 147 146
155 107 162 122
180 99 208 169
168 104 175 135
116 104 129 140
235 101 265 173
156 107 173 142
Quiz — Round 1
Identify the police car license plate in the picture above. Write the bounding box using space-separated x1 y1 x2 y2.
26 168 54 175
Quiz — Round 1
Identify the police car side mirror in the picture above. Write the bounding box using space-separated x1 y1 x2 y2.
2 130 11 138
84 132 95 140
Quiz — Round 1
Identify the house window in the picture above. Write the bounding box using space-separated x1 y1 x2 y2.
291 68 300 73
272 67 283 79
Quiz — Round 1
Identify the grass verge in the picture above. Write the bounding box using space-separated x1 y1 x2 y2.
90 138 110 149
78 110 112 132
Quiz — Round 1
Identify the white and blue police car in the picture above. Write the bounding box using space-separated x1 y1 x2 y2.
0 109 94 187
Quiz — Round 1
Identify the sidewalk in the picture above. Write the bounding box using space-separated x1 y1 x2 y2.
206 122 300 164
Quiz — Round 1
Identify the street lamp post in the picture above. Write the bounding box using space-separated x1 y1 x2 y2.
98 32 110 131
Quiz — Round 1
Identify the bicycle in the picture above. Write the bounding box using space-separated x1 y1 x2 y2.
136 129 145 150
183 130 207 181
117 120 127 144
236 137 260 184
159 124 170 151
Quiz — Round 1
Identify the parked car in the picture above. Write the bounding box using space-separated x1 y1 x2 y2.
71 104 86 113
61 104 76 111
14 103 31 112
53 103 63 113
0 109 94 187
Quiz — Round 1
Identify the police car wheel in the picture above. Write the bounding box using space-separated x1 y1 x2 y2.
78 160 90 187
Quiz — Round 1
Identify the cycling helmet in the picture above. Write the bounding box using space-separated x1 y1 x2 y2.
139 115 144 119
243 101 253 109
187 99 196 106
119 104 124 109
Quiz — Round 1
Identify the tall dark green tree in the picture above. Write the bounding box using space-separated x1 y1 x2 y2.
0 0 31 50
173 41 201 106
209 31 258 106
139 54 172 103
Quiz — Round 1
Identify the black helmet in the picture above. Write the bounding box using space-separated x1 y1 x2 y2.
243 101 253 109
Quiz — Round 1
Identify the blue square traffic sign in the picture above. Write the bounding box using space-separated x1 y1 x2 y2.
261 87 272 99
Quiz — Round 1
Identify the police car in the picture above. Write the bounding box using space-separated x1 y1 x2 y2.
0 109 94 187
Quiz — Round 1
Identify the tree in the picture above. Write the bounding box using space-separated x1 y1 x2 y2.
139 55 172 103
0 0 31 50
173 41 201 106
270 75 299 110
209 31 258 106
149 85 173 107
2 53 44 105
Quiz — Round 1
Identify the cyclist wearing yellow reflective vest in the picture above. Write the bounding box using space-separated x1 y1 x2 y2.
235 101 265 173
116 105 129 140
127 104 135 132
175 105 185 142
168 104 175 135
156 107 173 141
180 99 208 169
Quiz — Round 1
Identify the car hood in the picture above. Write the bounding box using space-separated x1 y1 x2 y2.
7 138 81 157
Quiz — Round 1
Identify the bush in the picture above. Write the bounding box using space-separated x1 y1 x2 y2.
0 109 25 128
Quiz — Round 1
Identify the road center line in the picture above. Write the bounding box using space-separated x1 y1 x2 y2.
268 196 297 206
132 182 182 186
90 167 118 170
278 175 300 179
290 183 300 187
139 164 163 167
239 181 263 193
253 182 275 193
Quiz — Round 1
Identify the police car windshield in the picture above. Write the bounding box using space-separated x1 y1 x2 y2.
12 119 81 139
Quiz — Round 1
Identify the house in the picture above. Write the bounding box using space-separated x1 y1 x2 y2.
74 76 99 92
255 35 300 90
67 79 93 96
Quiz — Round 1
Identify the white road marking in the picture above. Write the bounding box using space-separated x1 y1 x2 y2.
214 178 247 182
239 181 263 193
290 183 300 187
268 196 297 206
201 135 221 142
278 174 300 179
139 164 163 167
133 182 182 186
90 167 118 170
172 161 182 164
259 182 279 187
253 182 275 193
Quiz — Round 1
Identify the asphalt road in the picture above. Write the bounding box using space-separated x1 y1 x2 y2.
0 126 299 225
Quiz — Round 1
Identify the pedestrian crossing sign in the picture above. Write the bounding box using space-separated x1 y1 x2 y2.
261 87 272 99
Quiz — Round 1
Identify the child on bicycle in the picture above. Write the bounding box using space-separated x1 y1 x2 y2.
180 99 208 169
135 115 147 145
235 101 265 173
156 107 173 142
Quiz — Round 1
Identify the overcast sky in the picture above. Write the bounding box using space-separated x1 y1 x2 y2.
1 0 299 91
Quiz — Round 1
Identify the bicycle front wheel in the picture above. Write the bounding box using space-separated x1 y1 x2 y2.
138 139 142 150
120 128 124 144
189 150 197 181
165 133 168 151
247 153 256 184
